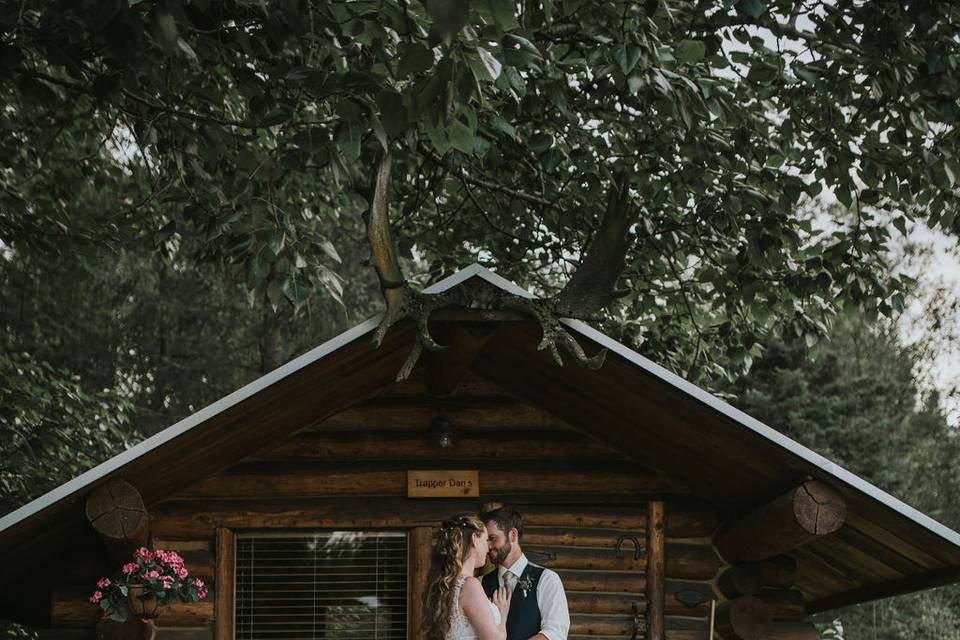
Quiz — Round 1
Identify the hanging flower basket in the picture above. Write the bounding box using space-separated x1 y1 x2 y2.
90 547 208 622
127 583 161 619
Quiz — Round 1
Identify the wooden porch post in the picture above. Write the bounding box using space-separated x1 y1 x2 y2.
215 528 235 640
646 500 665 640
409 527 433 639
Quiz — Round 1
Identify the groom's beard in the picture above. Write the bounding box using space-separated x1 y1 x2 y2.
490 539 512 566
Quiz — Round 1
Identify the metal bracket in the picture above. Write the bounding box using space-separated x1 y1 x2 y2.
630 601 643 640
615 533 642 560
675 587 712 608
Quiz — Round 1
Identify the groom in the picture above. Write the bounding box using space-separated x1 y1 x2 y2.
481 507 570 640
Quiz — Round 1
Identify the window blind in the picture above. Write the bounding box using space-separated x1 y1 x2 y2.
235 531 408 640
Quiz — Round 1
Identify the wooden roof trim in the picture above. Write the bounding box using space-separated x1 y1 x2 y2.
558 315 960 550
0 313 385 538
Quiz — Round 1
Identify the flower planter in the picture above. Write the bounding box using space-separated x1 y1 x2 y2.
93 547 207 621
127 583 160 619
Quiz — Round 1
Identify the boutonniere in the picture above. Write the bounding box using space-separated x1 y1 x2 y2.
517 574 535 598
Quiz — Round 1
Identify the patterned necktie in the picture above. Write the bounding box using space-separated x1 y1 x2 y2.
503 571 518 595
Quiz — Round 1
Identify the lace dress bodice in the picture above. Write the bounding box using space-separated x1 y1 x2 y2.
445 576 502 640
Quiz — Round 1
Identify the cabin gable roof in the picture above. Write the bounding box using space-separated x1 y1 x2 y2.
1 263 959 616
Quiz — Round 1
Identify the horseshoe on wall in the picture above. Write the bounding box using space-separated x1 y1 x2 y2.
614 533 642 560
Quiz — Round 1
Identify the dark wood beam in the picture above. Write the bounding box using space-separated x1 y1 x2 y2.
214 528 234 640
646 500 666 640
714 480 846 564
423 323 498 397
51 587 213 627
408 527 432 638
806 565 960 613
757 588 805 621
717 555 798 598
767 621 821 640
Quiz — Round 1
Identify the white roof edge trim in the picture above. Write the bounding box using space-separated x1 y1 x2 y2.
0 314 380 536
560 316 960 549
422 262 535 299
3 262 960 556
0 264 499 536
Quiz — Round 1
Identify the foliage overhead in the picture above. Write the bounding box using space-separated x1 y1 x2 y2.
3 0 960 381
0 350 137 515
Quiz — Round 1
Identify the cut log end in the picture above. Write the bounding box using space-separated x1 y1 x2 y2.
716 596 773 640
795 480 847 535
85 480 149 545
714 480 847 564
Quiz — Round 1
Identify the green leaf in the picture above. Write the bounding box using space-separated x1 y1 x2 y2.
422 115 452 155
613 46 643 74
448 117 476 154
376 90 407 138
488 0 520 30
177 38 198 61
747 62 778 84
267 279 285 311
318 238 341 263
259 105 293 128
267 230 285 255
736 0 765 18
674 40 706 64
503 34 541 57
427 0 470 37
150 8 178 51
286 67 327 85
795 67 819 87
397 43 435 77
477 47 503 81
528 133 554 153
334 119 365 162
488 115 516 139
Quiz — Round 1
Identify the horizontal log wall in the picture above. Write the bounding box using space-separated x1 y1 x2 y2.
49 371 724 638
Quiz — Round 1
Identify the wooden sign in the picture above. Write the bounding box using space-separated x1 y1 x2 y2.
407 470 479 498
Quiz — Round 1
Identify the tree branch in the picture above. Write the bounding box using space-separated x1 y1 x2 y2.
418 146 553 206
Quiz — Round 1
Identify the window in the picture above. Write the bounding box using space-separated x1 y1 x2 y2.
235 531 408 639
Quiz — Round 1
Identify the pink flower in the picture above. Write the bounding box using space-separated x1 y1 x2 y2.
193 578 204 589
96 578 111 589
198 588 208 599
145 570 160 579
134 547 153 561
89 590 102 604
122 563 138 574
177 566 188 579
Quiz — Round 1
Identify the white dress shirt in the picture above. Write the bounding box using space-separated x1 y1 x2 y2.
498 553 570 640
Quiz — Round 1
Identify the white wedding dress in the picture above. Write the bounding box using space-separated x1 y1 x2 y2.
445 576 502 640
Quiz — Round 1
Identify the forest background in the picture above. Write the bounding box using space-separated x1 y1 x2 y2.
3 0 960 638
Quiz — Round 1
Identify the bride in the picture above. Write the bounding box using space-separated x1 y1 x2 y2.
422 514 512 640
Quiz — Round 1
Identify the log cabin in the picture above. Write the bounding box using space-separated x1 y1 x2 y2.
1 264 959 640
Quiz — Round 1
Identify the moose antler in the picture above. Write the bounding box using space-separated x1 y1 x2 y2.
555 171 634 318
364 154 635 379
366 153 449 380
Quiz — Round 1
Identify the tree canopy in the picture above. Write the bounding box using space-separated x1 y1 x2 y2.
4 0 959 380
3 3 960 636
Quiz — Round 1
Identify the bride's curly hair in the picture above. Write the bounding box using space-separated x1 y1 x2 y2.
422 514 486 640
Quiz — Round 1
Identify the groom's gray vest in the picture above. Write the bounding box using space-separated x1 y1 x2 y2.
482 563 546 640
